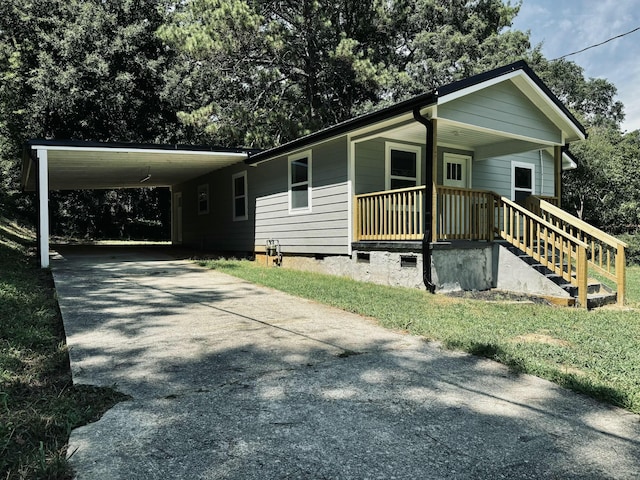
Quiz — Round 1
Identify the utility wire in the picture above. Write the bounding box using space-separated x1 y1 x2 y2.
552 26 640 60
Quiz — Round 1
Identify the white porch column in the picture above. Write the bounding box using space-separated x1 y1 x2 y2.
37 149 50 268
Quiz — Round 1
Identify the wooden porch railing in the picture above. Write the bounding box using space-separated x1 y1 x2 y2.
526 196 627 304
353 186 424 241
353 186 627 307
436 186 495 241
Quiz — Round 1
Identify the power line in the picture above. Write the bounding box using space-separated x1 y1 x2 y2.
552 26 640 60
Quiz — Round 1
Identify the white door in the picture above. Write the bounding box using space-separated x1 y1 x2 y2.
442 153 472 237
443 153 471 188
173 192 183 244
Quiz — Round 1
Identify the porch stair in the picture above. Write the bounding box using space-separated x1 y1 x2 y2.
501 243 617 309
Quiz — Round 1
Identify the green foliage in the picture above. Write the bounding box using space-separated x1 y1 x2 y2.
0 217 129 479
618 234 640 266
0 0 637 242
564 125 640 233
201 259 640 414
382 0 530 94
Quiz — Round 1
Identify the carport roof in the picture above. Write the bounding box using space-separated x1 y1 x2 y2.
22 139 261 191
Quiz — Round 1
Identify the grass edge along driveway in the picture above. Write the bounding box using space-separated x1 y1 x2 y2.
0 218 128 479
199 259 640 415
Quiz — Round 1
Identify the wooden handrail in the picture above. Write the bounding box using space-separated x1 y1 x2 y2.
497 195 590 307
355 185 425 199
501 196 589 248
526 196 627 305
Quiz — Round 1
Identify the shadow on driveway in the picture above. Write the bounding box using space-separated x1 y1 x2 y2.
51 245 640 479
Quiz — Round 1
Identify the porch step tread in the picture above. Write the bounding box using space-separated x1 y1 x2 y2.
502 242 618 309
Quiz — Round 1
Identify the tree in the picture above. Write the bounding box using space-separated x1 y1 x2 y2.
379 0 530 98
0 0 181 234
158 0 394 147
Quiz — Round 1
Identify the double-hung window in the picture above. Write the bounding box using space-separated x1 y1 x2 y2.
512 162 535 204
385 143 421 190
232 171 248 221
289 150 312 212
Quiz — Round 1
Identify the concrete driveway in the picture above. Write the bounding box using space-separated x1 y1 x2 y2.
51 246 640 479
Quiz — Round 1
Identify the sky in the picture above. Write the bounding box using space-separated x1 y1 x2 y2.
510 0 640 132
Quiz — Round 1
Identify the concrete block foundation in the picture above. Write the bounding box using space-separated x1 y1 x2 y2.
255 241 572 299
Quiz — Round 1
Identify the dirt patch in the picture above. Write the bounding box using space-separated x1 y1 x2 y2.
444 289 550 305
513 333 571 347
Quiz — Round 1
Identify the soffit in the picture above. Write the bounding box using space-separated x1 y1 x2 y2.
23 144 251 191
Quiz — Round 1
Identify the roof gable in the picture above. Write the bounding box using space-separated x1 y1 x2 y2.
247 61 586 164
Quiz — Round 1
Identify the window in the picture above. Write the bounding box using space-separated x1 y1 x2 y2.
446 162 462 182
197 184 209 215
385 143 421 190
289 150 312 212
512 163 535 204
232 171 248 221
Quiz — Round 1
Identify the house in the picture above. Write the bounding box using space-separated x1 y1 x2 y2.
22 61 627 308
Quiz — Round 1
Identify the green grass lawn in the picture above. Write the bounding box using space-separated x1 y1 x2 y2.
0 218 127 479
199 258 640 415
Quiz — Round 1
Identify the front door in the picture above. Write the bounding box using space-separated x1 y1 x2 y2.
173 192 183 244
441 153 472 237
442 153 471 188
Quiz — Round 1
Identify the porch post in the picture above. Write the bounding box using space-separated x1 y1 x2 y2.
431 119 438 242
36 149 50 268
554 146 562 204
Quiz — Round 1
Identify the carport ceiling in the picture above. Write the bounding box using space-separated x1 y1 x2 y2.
23 140 260 191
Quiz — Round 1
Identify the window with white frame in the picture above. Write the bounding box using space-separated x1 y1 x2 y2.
512 162 535 204
197 184 209 215
289 150 312 211
385 142 421 190
232 171 248 221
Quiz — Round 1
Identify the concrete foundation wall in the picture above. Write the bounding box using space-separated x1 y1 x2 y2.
494 245 570 298
259 250 425 289
431 244 493 292
259 242 572 299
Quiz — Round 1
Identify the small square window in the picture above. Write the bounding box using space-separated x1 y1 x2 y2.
515 167 532 189
446 162 462 181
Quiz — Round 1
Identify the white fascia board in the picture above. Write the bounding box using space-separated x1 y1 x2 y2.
437 70 523 105
27 144 249 158
562 152 578 171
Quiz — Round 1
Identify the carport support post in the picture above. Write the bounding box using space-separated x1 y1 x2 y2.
37 149 50 268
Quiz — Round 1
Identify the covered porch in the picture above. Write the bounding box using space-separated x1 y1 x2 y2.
353 184 627 307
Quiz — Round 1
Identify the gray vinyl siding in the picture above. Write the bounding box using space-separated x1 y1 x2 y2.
472 150 555 200
355 138 385 194
172 162 256 252
439 81 562 144
354 138 426 194
540 150 555 196
253 136 350 255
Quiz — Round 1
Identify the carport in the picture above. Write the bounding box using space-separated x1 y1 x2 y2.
22 139 259 267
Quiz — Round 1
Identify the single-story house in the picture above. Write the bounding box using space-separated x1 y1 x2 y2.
22 61 627 308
